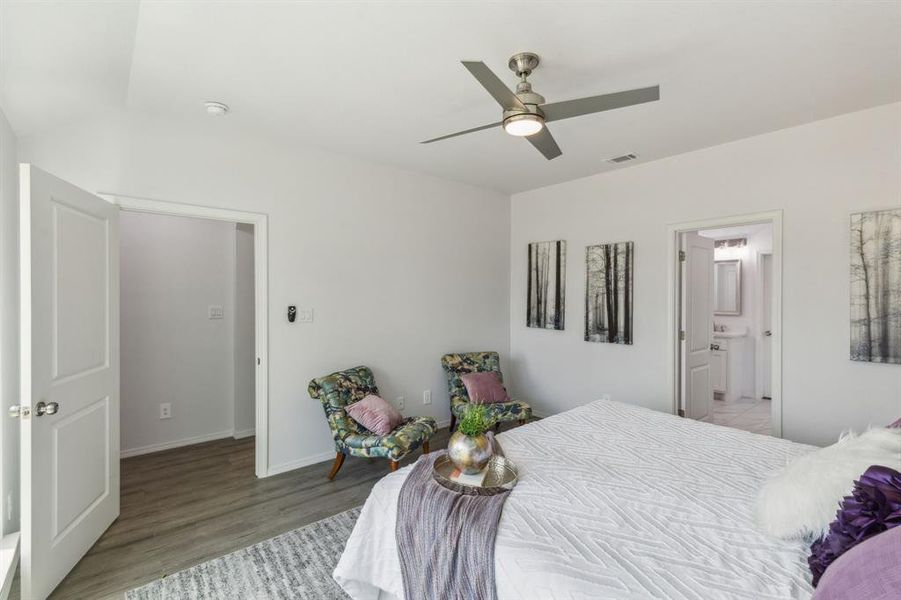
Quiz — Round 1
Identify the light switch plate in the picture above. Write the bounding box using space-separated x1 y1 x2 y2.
423 390 431 405
297 308 314 323
208 305 224 319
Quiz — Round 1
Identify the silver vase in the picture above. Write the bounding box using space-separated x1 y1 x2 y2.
447 431 493 475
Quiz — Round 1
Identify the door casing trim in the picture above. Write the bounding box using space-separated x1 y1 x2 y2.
101 193 271 477
666 210 783 438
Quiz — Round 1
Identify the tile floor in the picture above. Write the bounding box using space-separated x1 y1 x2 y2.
703 396 771 435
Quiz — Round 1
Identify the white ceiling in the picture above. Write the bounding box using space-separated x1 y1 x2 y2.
2 1 899 193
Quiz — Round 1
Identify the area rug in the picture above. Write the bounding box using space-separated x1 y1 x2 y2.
126 507 360 599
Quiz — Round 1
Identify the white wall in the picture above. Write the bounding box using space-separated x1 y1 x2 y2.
0 108 19 534
510 103 901 447
18 111 511 473
234 223 255 438
120 211 237 455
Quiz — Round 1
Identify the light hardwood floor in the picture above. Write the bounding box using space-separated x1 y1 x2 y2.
15 426 465 600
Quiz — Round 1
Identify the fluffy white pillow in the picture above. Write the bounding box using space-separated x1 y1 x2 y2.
755 427 901 539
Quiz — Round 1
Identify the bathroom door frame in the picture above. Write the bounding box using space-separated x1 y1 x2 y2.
666 210 784 438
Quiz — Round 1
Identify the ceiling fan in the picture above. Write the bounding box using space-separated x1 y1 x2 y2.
421 52 660 160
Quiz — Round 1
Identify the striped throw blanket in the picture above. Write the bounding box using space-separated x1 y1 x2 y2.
395 443 510 600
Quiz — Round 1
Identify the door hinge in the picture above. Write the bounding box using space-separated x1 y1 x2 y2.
678 250 686 262
679 330 686 341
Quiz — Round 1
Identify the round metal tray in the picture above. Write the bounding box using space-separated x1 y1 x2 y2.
432 454 518 496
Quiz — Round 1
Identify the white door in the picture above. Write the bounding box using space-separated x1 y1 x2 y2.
681 232 715 420
761 253 773 399
19 165 119 600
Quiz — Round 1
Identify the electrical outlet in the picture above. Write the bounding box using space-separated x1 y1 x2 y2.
208 305 224 319
297 308 314 323
423 389 431 405
396 396 405 410
160 402 172 419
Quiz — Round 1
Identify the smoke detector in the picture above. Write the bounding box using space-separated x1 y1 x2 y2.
204 101 229 116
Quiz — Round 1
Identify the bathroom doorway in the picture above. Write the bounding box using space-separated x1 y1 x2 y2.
667 211 783 437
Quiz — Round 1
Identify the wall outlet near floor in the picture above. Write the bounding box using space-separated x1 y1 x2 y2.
297 308 314 323
396 396 405 410
159 402 172 419
423 389 431 405
208 305 224 319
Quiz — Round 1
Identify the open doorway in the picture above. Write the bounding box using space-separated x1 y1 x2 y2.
118 212 256 459
667 211 783 437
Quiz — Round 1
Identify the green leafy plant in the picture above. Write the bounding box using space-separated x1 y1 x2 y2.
457 405 495 437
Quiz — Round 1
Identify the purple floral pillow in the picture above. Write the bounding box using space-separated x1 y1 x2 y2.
808 465 901 587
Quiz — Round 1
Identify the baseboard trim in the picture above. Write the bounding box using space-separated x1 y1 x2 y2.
266 417 452 477
267 451 337 476
0 532 20 600
233 428 256 440
120 429 236 458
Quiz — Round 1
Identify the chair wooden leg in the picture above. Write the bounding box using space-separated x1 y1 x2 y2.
422 441 430 454
389 460 399 472
327 453 346 480
449 414 457 432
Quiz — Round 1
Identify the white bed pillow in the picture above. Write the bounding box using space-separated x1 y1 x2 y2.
755 427 901 540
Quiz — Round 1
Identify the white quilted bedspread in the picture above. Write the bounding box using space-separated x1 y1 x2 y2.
334 400 816 600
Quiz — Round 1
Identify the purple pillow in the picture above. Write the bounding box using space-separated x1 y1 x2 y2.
812 526 901 599
345 394 403 436
461 372 510 404
808 465 901 587
889 418 901 428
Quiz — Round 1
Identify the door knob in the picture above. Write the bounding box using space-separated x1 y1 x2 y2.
8 405 30 418
35 401 59 417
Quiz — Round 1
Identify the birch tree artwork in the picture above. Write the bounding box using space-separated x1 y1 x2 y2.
851 209 901 363
527 241 566 330
585 242 633 344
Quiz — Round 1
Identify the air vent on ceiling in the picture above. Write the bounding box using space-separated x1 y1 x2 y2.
606 153 639 164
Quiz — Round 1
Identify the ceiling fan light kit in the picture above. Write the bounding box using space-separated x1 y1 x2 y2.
503 112 544 136
422 51 660 161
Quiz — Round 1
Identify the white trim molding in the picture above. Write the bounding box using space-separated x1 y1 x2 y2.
100 193 271 477
120 430 237 459
232 428 256 440
666 210 784 438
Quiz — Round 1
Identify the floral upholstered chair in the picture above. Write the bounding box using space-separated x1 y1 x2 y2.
440 352 532 432
308 365 437 479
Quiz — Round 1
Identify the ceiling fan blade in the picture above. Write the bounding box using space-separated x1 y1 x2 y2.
527 126 562 160
461 61 525 111
541 86 660 123
420 121 501 144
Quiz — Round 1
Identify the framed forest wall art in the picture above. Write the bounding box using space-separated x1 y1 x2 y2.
585 241 633 345
850 208 901 364
527 240 566 330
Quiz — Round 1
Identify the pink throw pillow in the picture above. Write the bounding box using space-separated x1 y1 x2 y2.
345 394 403 436
461 372 510 404
889 418 901 428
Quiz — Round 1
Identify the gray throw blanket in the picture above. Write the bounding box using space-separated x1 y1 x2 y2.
395 441 510 600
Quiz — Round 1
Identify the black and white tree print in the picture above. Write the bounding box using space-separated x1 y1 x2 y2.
851 209 901 363
527 241 566 330
585 241 633 344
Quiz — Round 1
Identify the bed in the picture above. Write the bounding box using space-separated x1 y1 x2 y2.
334 399 815 599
